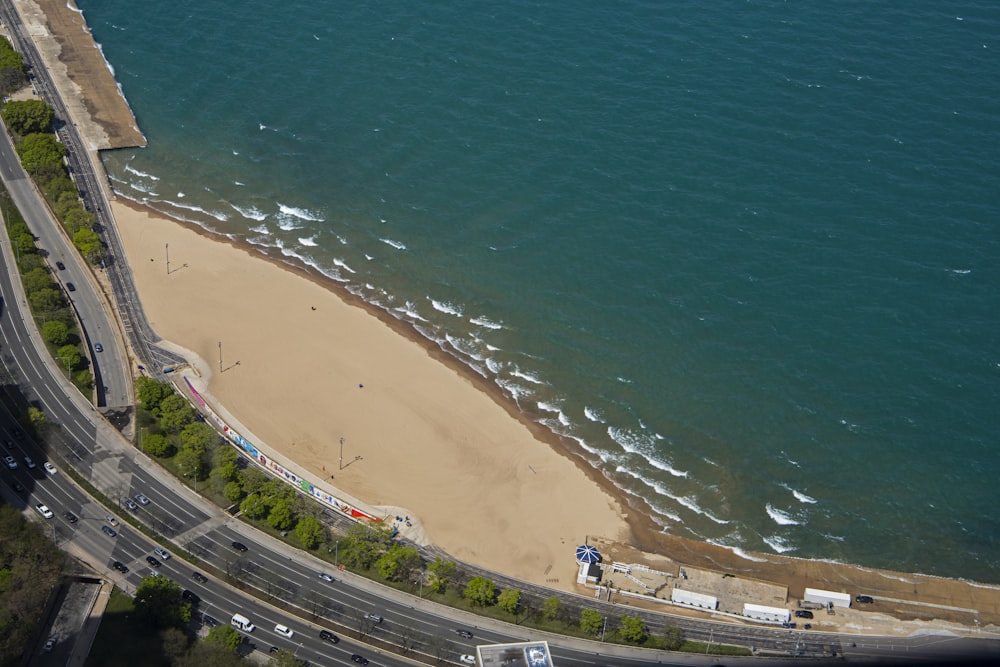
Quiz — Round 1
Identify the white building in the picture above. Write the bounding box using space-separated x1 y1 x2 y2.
743 603 790 623
670 587 719 610
803 587 852 608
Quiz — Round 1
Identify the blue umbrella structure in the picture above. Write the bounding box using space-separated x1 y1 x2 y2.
575 544 602 563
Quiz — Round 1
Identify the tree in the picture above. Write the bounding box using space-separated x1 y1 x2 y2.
40 320 71 346
204 624 242 653
143 433 175 458
56 344 82 371
28 287 65 312
23 267 53 293
63 207 95 234
136 377 173 412
663 625 685 650
212 444 238 468
266 497 295 531
339 522 394 570
160 627 190 662
177 640 245 667
72 227 103 262
223 480 244 503
268 648 301 667
180 421 218 453
211 460 239 491
134 575 189 629
376 544 422 582
74 369 93 389
42 174 76 202
15 132 65 173
176 446 206 481
619 614 647 644
158 394 195 432
542 596 562 622
240 493 269 520
27 407 47 433
463 576 496 607
238 466 268 495
497 588 521 616
580 608 604 636
427 556 457 594
294 515 324 549
1 99 53 135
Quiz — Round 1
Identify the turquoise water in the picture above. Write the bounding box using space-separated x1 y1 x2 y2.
78 0 1000 582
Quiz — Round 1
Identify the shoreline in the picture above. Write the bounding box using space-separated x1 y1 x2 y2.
13 0 1000 633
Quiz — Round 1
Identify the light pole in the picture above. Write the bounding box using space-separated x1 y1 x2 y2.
165 242 169 274
339 437 344 470
218 341 222 372
335 540 339 566
601 616 607 642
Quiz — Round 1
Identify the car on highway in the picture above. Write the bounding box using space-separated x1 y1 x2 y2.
104 514 118 527
363 612 383 624
112 560 129 573
43 637 56 652
201 613 219 628
318 630 339 644
350 655 369 665
101 525 117 538
274 624 294 639
11 481 24 493
94 342 103 353
192 571 208 583
855 595 874 604
317 572 334 582
44 462 57 475
460 656 477 665
35 503 54 519
135 493 150 505
23 456 36 469
794 610 814 619
4 455 17 469
63 511 78 523
146 556 162 568
455 629 474 639
66 282 75 292
182 589 200 604
12 428 23 440
148 569 161 578
231 541 248 552
154 547 171 560
124 499 139 511
56 261 65 270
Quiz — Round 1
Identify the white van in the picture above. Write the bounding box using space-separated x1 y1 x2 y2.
231 613 255 633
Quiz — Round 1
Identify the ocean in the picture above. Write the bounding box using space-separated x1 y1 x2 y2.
77 0 999 583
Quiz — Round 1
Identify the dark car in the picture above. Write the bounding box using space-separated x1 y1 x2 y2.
269 646 280 655
794 610 814 619
56 261 66 270
64 511 78 523
182 589 200 604
112 560 129 573
202 614 220 628
101 525 117 537
192 571 208 583
146 556 162 568
350 655 369 665
855 595 874 604
455 629 474 639
66 282 76 292
781 621 796 629
11 481 25 493
231 541 248 552
95 342 103 353
318 630 339 644
124 499 139 511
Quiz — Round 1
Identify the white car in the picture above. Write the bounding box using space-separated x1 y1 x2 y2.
460 656 477 665
363 612 383 624
35 503 54 519
3 455 16 470
105 514 118 527
43 462 57 475
153 547 171 560
274 624 294 639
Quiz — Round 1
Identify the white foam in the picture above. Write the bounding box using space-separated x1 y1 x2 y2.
298 236 318 247
277 203 324 222
584 406 605 423
764 535 796 553
495 377 531 402
230 202 267 221
277 219 301 231
647 457 689 478
607 426 687 477
510 367 545 384
469 316 503 330
380 237 407 250
332 258 355 274
725 544 769 562
155 198 228 222
124 163 159 180
249 224 270 235
429 299 463 317
392 301 427 322
765 503 802 526
792 489 817 504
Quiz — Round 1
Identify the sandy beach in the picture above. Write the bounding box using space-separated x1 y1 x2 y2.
113 200 632 585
